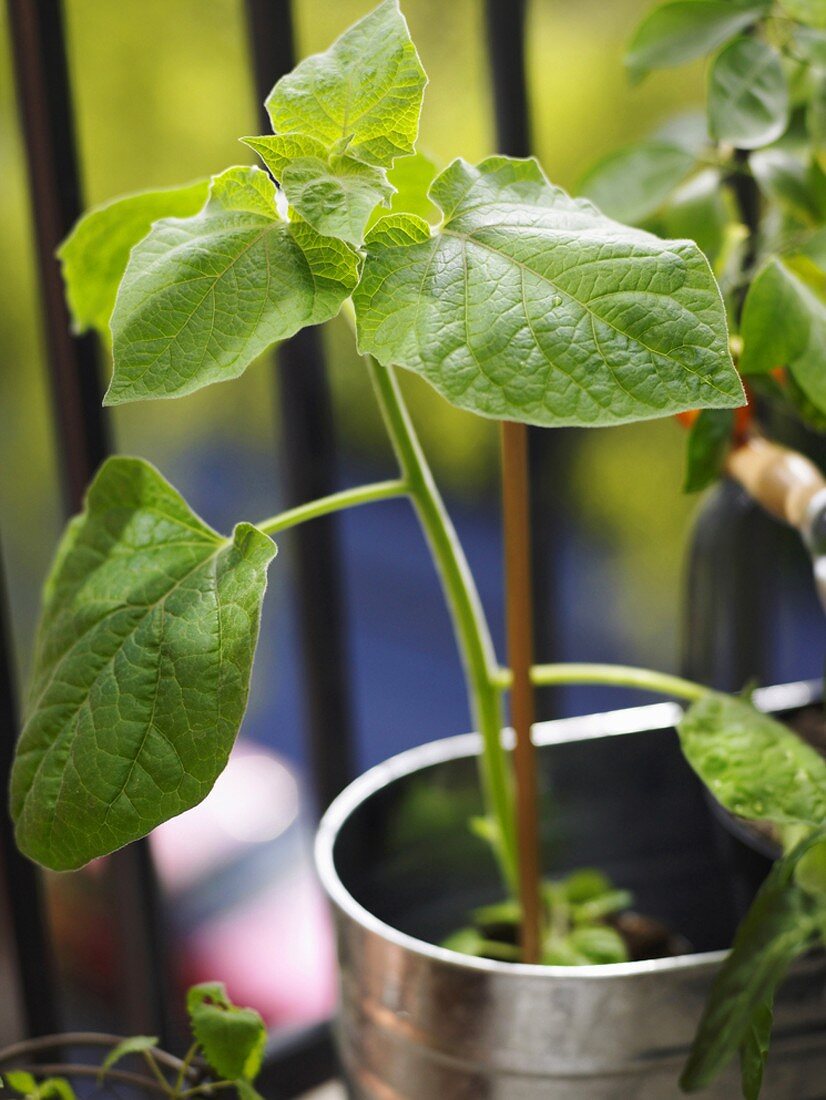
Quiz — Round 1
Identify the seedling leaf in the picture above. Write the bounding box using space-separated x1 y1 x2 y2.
187 982 267 1082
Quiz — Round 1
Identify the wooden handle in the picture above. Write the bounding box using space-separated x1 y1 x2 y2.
725 437 826 531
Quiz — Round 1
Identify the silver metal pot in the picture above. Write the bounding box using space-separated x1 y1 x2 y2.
316 682 826 1098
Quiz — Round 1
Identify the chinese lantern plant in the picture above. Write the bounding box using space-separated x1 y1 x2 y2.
9 1 826 1096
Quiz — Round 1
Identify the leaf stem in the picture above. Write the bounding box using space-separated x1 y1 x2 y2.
0 1036 194 1078
494 662 709 702
174 1043 200 1096
255 479 408 536
365 356 518 893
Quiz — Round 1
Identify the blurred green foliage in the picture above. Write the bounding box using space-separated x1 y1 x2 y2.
0 0 705 680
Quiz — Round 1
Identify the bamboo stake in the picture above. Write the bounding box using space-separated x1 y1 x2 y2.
500 420 542 963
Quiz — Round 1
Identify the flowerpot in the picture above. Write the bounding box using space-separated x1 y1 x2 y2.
316 681 826 1099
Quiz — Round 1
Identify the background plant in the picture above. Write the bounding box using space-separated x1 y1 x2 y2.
0 981 267 1100
7 1 826 1097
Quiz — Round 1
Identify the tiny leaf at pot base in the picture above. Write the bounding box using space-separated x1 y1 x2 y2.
677 693 826 827
625 1 770 81
740 256 826 416
683 408 734 493
10 457 276 871
577 141 696 225
707 38 789 150
739 996 773 1100
264 0 426 168
108 166 359 404
680 831 825 1094
187 982 267 1081
58 180 209 339
355 156 743 428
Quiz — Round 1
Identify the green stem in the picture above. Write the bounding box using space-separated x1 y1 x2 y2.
256 479 408 536
495 662 709 703
366 357 517 893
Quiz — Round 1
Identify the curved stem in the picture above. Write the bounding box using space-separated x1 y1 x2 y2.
366 357 517 892
494 662 709 703
0 1035 193 1078
4 1064 169 1096
256 479 408 536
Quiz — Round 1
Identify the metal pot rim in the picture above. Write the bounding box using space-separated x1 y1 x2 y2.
315 683 817 981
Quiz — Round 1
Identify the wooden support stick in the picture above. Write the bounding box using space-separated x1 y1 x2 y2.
500 419 542 963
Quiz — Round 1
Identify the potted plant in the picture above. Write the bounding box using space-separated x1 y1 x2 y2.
8 0 826 1096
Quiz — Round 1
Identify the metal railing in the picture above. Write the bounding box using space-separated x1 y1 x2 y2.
0 0 800 1093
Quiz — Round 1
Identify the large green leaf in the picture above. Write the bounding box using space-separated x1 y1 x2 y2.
264 0 426 168
680 831 825 1093
10 457 276 871
187 983 266 1081
741 255 826 415
677 692 826 828
578 141 697 224
57 180 209 339
707 38 789 149
625 1 770 81
354 156 743 427
243 134 393 244
107 166 359 404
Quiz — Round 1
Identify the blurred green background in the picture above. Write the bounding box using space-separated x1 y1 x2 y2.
0 0 706 688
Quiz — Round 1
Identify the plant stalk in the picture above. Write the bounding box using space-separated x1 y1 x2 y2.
256 479 408 535
366 356 518 893
495 662 709 702
500 420 542 961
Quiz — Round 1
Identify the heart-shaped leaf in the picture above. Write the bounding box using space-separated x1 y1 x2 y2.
264 0 426 168
707 37 789 149
187 983 266 1081
11 457 276 870
108 166 359 404
354 156 742 427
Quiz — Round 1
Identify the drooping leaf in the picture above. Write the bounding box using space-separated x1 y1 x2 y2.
99 1036 159 1080
625 1 770 81
57 181 209 339
680 831 825 1093
739 996 773 1100
578 141 697 224
677 692 826 827
683 407 734 492
780 0 826 28
243 134 393 244
108 166 359 404
10 457 276 871
707 38 789 149
264 0 426 168
354 156 743 428
187 983 267 1082
741 255 826 415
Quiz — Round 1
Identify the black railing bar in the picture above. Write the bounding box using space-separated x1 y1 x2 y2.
6 0 172 1043
244 0 356 815
483 0 564 717
0 537 61 1040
